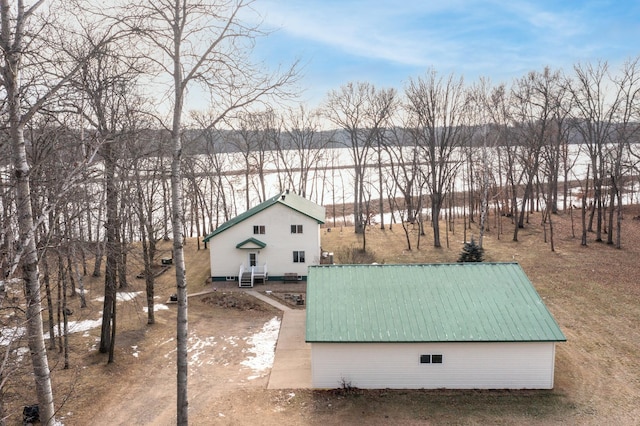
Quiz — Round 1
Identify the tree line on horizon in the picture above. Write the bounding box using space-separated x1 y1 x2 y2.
1 1 640 425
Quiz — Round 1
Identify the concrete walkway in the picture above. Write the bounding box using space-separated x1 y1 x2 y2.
244 290 292 312
244 291 312 389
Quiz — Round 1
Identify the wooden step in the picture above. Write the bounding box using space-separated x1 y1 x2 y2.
239 272 253 288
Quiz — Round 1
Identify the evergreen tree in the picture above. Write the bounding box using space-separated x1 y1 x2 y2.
458 237 485 262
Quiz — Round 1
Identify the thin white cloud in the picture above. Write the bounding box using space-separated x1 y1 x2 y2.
252 0 595 71
246 0 640 104
497 0 583 33
256 1 452 67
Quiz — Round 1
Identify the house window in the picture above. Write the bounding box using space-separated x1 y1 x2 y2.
253 225 265 234
291 225 303 234
293 251 305 263
420 354 443 364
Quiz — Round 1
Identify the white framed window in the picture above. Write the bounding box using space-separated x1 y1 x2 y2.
291 224 303 234
253 225 265 234
293 251 305 263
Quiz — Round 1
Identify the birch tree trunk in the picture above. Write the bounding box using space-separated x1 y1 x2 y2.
170 20 190 421
1 1 56 422
12 127 56 423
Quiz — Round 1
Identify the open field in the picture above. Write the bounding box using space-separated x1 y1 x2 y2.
3 206 640 425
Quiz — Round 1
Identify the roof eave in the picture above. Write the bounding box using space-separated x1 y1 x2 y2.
306 339 567 343
203 192 324 241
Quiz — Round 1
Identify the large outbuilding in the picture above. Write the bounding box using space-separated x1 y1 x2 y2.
203 191 325 286
306 262 566 389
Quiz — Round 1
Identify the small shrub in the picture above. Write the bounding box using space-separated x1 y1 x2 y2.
334 244 377 264
458 237 484 263
336 377 360 395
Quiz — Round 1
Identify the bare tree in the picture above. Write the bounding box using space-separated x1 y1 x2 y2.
1 5 59 418
580 164 591 246
467 78 499 248
542 79 571 216
128 128 165 324
118 1 299 422
189 113 234 228
0 1 116 421
371 91 399 231
484 83 513 227
607 57 640 248
226 110 272 209
277 106 330 198
255 109 280 201
325 82 373 234
385 126 426 250
568 61 622 243
510 68 560 230
68 36 145 360
405 70 468 248
324 82 396 235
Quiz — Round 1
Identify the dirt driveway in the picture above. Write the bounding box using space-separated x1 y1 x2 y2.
4 240 313 426
65 290 288 425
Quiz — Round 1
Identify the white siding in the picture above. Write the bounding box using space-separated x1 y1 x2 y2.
209 203 321 278
311 342 556 389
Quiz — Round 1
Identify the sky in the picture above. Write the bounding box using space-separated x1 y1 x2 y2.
247 0 640 107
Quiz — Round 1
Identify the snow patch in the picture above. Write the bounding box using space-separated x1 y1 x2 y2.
0 326 25 346
188 335 218 367
15 347 29 362
2 317 103 346
2 295 166 347
93 291 142 303
143 304 169 313
241 316 280 375
65 318 103 335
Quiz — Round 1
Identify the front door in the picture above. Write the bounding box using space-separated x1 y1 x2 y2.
248 252 257 268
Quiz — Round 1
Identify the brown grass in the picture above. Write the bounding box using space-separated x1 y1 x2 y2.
3 206 640 425
316 206 640 425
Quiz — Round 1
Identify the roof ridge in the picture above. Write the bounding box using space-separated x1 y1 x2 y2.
203 191 325 242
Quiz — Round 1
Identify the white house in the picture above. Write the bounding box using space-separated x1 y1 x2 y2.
203 191 325 286
306 263 566 389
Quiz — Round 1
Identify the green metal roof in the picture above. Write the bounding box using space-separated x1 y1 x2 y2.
235 238 266 249
203 192 325 242
306 263 566 343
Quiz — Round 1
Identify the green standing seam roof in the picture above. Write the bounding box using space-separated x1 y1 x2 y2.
203 191 325 243
305 262 566 343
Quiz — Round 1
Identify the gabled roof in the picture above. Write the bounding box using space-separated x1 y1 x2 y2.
203 192 325 242
306 262 566 343
236 238 266 249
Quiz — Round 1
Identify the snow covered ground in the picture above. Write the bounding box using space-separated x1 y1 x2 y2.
241 316 281 379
